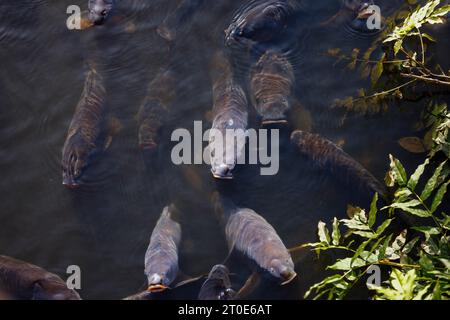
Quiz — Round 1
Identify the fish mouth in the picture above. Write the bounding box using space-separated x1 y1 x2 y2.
62 174 81 189
211 165 234 180
280 271 298 285
62 180 81 189
212 172 234 180
147 284 169 293
261 119 288 126
139 142 158 151
356 3 374 20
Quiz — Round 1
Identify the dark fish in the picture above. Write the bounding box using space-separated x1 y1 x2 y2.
250 50 295 125
322 0 383 35
225 0 302 46
145 205 182 293
62 65 107 188
137 69 176 151
88 0 115 25
208 51 248 179
157 0 206 41
0 256 81 300
290 130 387 198
198 265 235 300
213 194 297 285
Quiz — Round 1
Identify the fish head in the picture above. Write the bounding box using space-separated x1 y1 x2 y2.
209 127 245 180
257 95 290 125
62 134 92 188
355 1 376 20
220 288 236 300
88 0 115 25
225 4 286 45
147 273 170 293
211 163 235 180
32 280 81 300
208 265 230 280
268 258 297 285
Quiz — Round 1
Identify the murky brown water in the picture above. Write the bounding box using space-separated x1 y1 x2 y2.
0 0 448 299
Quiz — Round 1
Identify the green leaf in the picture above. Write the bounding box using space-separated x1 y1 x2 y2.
392 229 408 252
421 237 440 255
386 155 408 187
368 193 378 228
388 199 422 211
413 285 431 300
419 252 434 271
371 269 418 300
378 234 393 259
371 59 384 86
430 181 450 213
421 33 436 42
407 158 430 191
304 274 343 299
391 269 417 300
318 221 331 245
328 257 366 271
394 39 403 55
351 230 376 238
432 281 441 300
412 226 441 236
402 236 420 254
420 161 447 201
352 238 372 265
401 207 432 218
438 258 450 269
375 218 393 236
332 218 341 246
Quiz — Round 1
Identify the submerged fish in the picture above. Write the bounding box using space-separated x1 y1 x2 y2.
208 51 249 180
198 264 235 300
321 0 384 35
157 0 207 41
225 0 302 46
137 69 176 151
145 205 182 293
62 64 107 188
290 130 387 198
213 194 297 285
0 256 81 300
250 50 295 125
88 0 116 25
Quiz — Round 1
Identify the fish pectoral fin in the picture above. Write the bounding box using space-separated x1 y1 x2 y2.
174 274 207 289
235 272 261 300
103 117 123 151
104 136 113 151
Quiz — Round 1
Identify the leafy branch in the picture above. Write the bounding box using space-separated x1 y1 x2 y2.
302 155 450 300
329 0 450 114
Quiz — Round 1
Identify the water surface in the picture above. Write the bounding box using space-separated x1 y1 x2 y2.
0 0 447 299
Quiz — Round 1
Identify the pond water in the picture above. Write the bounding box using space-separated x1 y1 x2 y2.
0 0 448 299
